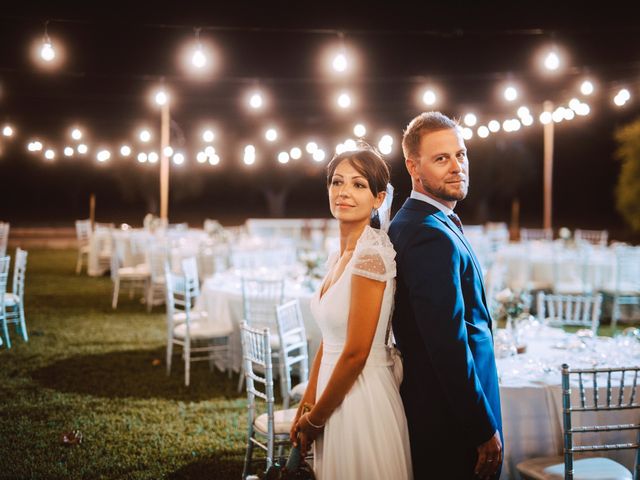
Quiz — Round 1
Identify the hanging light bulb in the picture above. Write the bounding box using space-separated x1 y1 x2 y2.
332 52 347 72
39 21 56 62
544 50 560 71
188 28 211 73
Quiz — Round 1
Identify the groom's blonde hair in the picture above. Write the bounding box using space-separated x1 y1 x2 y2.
402 111 458 161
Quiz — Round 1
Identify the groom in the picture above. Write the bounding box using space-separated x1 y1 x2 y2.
389 111 503 479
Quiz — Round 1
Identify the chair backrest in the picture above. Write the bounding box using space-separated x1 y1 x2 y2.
241 277 285 330
537 292 603 333
276 300 310 396
164 265 195 333
521 227 553 242
240 321 276 446
147 246 169 283
0 255 10 297
614 246 640 294
0 223 10 257
181 257 200 300
561 363 640 480
12 248 27 298
575 229 608 247
75 219 92 246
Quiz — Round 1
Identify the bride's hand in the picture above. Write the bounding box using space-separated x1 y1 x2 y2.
290 402 311 445
295 413 324 455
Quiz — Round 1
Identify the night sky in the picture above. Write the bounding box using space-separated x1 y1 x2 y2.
0 2 639 241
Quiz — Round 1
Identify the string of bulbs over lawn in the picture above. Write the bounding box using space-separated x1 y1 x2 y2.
0 21 637 167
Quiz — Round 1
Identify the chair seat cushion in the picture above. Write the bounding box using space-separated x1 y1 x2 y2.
254 408 297 435
118 265 149 278
289 381 308 400
3 293 19 307
518 456 632 480
173 315 233 339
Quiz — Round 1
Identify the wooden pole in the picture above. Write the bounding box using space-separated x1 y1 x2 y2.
543 100 554 231
89 193 96 229
510 197 520 242
160 103 170 221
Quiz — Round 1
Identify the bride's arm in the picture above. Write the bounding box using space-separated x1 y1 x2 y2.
296 274 385 451
290 342 323 444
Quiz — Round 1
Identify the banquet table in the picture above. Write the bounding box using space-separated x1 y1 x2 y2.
87 227 210 276
496 324 640 479
495 242 616 292
195 269 321 372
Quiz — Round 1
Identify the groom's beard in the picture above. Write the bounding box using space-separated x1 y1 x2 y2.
419 177 468 203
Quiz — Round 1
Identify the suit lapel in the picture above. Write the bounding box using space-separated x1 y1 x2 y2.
398 199 484 279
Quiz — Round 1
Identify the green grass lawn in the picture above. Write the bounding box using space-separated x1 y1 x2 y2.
0 249 249 479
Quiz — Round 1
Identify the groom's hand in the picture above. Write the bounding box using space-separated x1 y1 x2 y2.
475 431 502 479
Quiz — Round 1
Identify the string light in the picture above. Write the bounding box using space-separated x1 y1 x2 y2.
277 151 290 164
488 120 501 133
504 86 518 102
305 141 318 154
97 150 111 162
202 129 215 142
422 89 437 106
71 128 82 140
137 152 148 163
148 151 159 163
353 124 366 137
44 149 55 160
265 128 278 142
139 130 151 142
614 88 631 106
2 125 13 137
463 113 477 127
77 144 88 154
580 80 594 95
249 91 264 109
544 50 560 71
312 149 326 162
290 147 302 159
39 21 56 63
196 151 207 163
120 145 131 156
64 146 74 157
154 89 169 106
477 126 490 138
337 92 352 109
172 152 185 165
244 145 256 165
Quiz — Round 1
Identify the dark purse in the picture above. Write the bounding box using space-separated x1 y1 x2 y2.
263 444 316 480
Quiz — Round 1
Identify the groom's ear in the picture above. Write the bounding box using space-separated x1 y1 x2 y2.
405 157 417 177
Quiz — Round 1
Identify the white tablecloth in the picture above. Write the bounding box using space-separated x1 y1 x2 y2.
88 227 210 276
497 325 640 479
495 242 616 292
196 270 321 372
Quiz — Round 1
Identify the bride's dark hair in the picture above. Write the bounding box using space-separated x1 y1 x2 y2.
326 143 391 229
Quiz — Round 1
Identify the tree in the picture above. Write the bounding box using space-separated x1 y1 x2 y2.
614 118 640 232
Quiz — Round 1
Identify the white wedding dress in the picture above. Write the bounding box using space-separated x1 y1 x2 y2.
310 226 413 480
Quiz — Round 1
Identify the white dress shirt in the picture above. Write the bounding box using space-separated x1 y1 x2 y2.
410 190 455 216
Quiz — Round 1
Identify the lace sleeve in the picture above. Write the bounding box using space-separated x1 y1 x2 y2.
352 227 396 282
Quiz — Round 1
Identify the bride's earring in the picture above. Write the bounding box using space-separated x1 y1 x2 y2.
370 208 381 229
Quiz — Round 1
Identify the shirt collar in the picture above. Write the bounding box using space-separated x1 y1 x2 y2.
410 190 454 216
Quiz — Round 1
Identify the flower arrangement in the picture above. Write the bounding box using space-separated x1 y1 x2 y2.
299 251 325 280
495 288 532 323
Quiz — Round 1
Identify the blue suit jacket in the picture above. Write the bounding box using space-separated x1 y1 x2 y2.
389 198 502 478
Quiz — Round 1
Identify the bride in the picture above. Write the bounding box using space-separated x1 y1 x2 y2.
291 146 413 479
